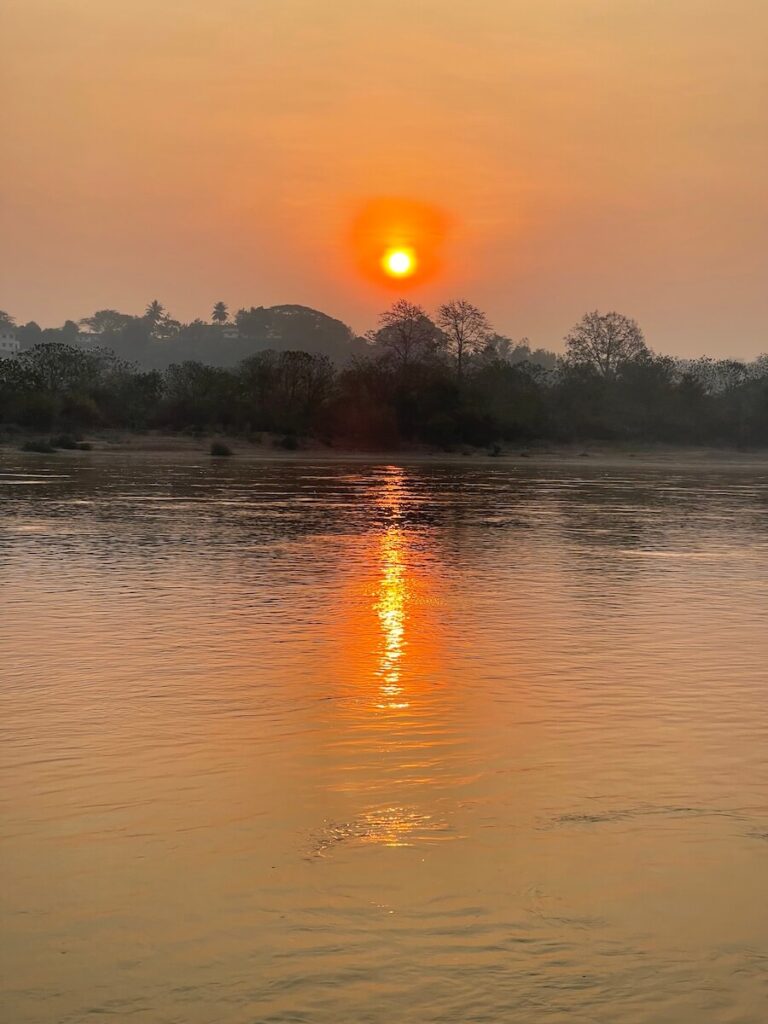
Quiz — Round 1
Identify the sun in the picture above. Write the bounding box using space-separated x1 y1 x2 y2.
382 247 417 278
349 198 449 287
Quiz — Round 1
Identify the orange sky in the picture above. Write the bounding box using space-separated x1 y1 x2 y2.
1 0 767 356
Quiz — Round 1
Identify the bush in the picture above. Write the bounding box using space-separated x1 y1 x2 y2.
59 394 101 429
276 434 298 450
21 439 56 453
11 393 58 431
210 441 233 457
422 412 459 449
50 433 79 449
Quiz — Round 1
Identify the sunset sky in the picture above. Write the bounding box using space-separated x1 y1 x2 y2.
2 0 766 356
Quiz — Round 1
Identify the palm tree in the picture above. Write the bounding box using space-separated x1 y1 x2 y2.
144 300 166 327
212 301 228 325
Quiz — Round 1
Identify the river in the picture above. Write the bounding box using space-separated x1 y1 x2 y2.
2 455 767 1022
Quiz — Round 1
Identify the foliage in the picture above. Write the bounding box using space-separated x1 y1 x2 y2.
436 299 491 378
210 441 233 457
276 434 299 450
50 433 80 449
1 301 767 449
372 300 444 369
565 310 648 378
21 439 56 453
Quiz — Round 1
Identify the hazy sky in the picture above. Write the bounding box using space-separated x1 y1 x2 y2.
2 0 767 356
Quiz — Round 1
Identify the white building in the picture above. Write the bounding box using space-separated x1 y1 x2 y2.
0 330 20 358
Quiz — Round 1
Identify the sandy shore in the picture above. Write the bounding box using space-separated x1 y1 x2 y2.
3 430 768 471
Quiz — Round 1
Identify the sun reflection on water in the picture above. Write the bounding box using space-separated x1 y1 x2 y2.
316 466 455 851
375 526 409 710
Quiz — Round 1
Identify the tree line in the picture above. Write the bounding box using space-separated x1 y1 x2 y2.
1 300 768 448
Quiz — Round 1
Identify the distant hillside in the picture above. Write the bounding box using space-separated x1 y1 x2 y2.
129 305 367 369
230 305 367 365
21 304 369 370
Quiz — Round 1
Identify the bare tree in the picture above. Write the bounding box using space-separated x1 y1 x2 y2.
564 310 648 378
374 299 439 369
436 299 491 379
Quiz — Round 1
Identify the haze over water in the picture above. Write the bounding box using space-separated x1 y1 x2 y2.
2 455 768 1022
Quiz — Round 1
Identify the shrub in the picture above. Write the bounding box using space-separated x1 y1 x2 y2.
276 434 298 450
50 433 79 449
210 441 233 457
11 393 58 431
423 412 459 449
59 394 101 428
21 439 56 454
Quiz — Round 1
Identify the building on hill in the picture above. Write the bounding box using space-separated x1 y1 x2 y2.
0 330 20 358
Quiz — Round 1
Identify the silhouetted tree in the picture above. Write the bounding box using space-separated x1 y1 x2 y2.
6 298 768 451
15 322 42 348
240 350 334 434
326 357 400 446
160 361 240 430
154 316 181 341
0 311 16 329
374 300 442 370
212 301 228 324
477 335 558 372
142 300 180 342
61 320 80 343
236 305 357 363
436 299 491 380
79 310 132 335
480 333 514 362
565 311 648 378
144 300 166 326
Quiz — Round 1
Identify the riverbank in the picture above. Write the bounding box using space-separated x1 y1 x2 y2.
3 429 768 470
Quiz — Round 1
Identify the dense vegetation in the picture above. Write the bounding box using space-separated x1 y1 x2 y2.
1 301 768 449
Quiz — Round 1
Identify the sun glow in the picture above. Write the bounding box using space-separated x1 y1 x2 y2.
382 247 416 279
350 197 449 288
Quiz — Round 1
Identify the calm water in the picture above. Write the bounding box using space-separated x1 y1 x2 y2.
2 454 768 1023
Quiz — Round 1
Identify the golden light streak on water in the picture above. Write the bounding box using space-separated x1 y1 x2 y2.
375 526 409 710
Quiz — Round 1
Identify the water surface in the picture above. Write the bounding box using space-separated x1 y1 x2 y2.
2 455 768 1023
